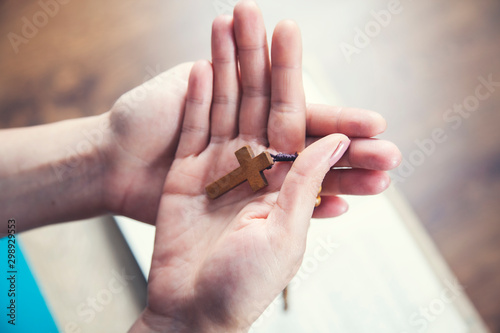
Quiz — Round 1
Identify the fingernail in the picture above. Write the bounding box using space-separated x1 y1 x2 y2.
329 140 350 167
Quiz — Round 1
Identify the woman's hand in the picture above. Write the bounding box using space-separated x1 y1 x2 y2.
129 1 400 332
102 2 398 226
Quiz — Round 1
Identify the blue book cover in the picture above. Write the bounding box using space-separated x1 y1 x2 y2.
0 232 59 333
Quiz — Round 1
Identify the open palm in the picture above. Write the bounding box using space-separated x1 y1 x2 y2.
129 2 401 332
138 2 400 332
106 3 398 227
146 7 319 329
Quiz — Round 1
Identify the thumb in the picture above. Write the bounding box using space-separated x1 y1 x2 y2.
269 134 350 235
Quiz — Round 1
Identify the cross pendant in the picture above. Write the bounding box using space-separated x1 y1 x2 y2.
206 146 274 199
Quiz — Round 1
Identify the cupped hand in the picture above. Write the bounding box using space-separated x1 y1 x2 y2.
104 61 193 223
102 4 398 225
131 1 401 332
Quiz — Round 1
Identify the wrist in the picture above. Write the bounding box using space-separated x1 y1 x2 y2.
0 114 111 231
98 108 171 224
130 308 249 333
91 111 121 217
53 113 111 218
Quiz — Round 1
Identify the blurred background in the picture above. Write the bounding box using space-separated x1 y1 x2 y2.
1 0 499 331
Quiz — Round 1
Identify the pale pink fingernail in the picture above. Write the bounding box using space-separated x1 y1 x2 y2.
329 140 350 167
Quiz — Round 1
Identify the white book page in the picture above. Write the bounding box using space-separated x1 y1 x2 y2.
115 216 155 279
250 194 471 333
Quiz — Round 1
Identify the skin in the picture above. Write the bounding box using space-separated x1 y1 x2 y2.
0 0 401 331
129 2 400 332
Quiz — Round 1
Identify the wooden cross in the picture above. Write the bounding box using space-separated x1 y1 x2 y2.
206 146 274 199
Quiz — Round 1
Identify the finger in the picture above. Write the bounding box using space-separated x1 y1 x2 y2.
305 137 402 170
210 15 240 141
306 104 387 138
268 20 306 152
268 134 350 236
311 196 349 219
321 169 391 195
176 60 213 158
335 138 401 170
233 0 271 141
